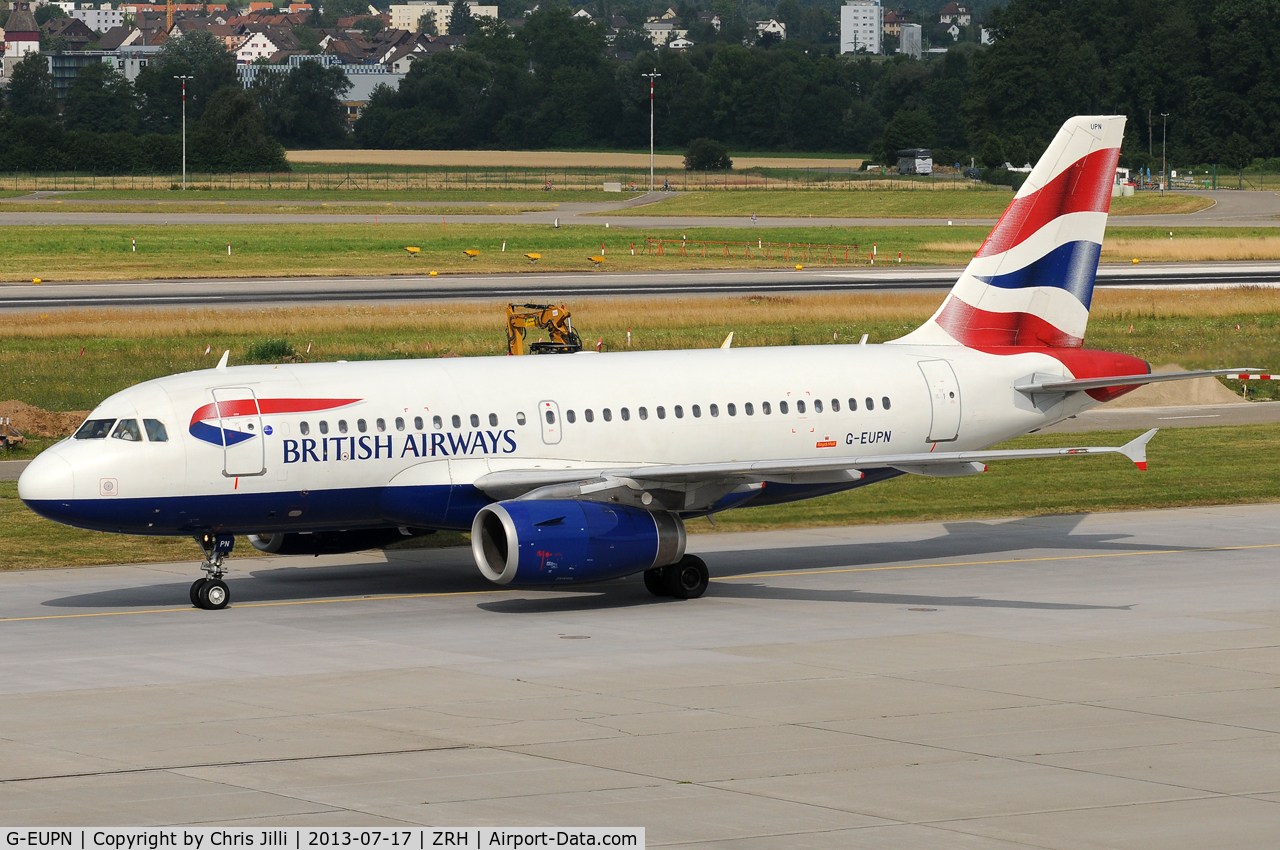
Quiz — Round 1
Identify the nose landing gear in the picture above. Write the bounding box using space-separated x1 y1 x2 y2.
191 533 234 610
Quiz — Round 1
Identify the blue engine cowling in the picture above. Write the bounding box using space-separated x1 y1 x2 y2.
471 499 686 586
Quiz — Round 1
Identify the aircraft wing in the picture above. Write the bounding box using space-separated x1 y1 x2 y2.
1015 369 1260 394
472 430 1158 511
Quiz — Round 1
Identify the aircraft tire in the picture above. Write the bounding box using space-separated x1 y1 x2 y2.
199 579 230 610
189 578 208 608
665 555 709 600
643 568 669 597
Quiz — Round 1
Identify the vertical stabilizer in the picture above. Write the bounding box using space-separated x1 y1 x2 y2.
894 115 1126 348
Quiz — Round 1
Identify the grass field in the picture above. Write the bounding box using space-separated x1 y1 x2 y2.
3 289 1276 413
2 224 1278 282
8 202 555 215
3 423 1276 571
611 191 1214 219
43 188 622 202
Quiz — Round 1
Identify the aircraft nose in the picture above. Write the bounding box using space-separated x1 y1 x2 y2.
18 449 74 504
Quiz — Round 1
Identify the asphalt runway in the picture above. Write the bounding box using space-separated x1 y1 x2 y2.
2 503 1279 846
4 261 1279 311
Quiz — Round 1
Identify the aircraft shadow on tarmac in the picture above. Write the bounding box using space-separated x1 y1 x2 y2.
44 514 1169 612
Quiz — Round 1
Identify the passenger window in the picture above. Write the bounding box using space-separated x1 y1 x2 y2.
433 415 443 430
338 420 348 434
883 397 892 410
657 406 666 419
639 407 648 420
470 413 479 427
452 415 461 428
692 404 701 418
357 420 367 433
866 398 875 411
516 412 526 425
710 404 719 417
727 403 736 416
745 402 754 415
376 418 386 432
545 410 556 424
780 401 789 414
319 420 329 434
394 418 404 432
848 398 858 411
603 408 613 422
814 400 823 413
144 419 169 442
414 416 423 430
831 399 840 412
299 421 310 436
674 405 684 419
797 400 806 414
489 413 498 426
74 419 115 440
567 410 576 424
111 419 142 441
762 402 771 415
585 409 595 423
621 408 630 421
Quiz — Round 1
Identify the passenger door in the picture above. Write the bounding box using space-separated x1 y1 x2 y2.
918 360 961 443
211 386 266 477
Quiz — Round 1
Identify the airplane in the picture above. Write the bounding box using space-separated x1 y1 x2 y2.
18 115 1263 610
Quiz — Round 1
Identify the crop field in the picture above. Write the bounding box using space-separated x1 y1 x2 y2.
2 224 1278 282
2 423 1276 571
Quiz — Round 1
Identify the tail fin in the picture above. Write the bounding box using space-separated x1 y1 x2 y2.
895 115 1126 349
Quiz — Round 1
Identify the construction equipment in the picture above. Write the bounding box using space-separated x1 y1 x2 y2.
506 303 583 355
0 417 25 451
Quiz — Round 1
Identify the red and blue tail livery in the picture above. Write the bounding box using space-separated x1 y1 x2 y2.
189 397 360 447
900 115 1125 349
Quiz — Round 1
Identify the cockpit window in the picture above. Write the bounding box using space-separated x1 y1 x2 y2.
74 419 115 440
111 419 142 441
144 419 169 442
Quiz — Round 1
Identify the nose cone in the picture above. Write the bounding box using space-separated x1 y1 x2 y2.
18 448 74 505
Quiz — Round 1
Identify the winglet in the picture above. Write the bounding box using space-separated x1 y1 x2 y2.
720 332 733 349
1120 428 1157 470
216 350 230 370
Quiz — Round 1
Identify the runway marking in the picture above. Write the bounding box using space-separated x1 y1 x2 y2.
716 542 1280 582
3 543 1278 623
1158 415 1222 420
0 588 516 623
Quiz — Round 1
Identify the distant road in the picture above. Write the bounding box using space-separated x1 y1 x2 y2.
2 262 1277 311
285 149 866 170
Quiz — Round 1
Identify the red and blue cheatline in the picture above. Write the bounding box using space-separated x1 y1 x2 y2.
188 398 360 447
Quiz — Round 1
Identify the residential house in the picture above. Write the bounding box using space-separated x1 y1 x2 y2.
388 2 498 35
71 7 125 33
931 21 959 42
882 9 902 38
696 11 719 30
42 16 100 49
755 18 785 39
642 18 685 45
2 1 40 82
938 2 970 26
667 35 694 49
839 0 882 54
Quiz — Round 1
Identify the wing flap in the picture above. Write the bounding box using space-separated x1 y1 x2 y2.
1016 368 1259 394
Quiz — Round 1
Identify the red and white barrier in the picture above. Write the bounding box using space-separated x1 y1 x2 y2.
1229 374 1275 380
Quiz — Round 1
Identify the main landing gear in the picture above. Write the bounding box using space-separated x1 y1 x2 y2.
190 532 234 610
643 554 710 600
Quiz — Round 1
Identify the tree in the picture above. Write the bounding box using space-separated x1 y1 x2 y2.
253 59 352 147
5 52 57 119
684 138 731 170
447 0 474 36
417 11 438 35
189 86 287 171
34 3 66 24
878 109 935 161
979 135 1005 168
356 16 383 36
64 62 138 134
135 30 237 133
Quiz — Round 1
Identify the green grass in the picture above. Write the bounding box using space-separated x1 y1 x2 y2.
610 190 1214 219
3 425 1276 571
12 201 554 215
45 188 624 202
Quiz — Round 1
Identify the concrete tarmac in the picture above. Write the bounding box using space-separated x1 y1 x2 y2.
3 502 1280 846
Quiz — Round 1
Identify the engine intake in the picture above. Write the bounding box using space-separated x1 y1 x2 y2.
472 500 685 586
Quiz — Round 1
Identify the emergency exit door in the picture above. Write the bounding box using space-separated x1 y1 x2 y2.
211 386 266 477
538 400 562 445
918 360 961 443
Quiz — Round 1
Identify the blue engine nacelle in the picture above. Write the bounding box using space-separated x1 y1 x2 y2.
471 499 686 586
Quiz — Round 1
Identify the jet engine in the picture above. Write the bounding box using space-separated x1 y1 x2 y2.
248 528 424 556
471 499 685 586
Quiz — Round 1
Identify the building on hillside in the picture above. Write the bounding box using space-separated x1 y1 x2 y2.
42 16 99 49
642 19 685 45
238 54 405 127
938 2 970 26
696 10 719 30
71 8 125 33
2 2 41 82
667 35 694 49
755 18 785 40
931 21 959 42
882 9 902 38
899 21 921 57
839 0 881 54
388 2 497 35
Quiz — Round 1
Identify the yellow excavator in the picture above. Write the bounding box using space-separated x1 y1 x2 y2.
506 303 584 355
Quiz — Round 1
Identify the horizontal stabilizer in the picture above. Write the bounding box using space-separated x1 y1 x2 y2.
1015 368 1261 395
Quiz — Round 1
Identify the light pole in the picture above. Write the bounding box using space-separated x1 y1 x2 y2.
1160 112 1169 196
174 75 193 191
642 69 660 192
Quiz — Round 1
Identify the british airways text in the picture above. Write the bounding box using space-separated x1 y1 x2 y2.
283 430 517 463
